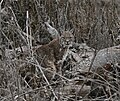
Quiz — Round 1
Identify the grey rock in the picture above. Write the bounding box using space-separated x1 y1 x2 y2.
92 45 120 70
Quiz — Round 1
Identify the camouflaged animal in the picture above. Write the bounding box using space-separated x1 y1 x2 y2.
35 31 75 79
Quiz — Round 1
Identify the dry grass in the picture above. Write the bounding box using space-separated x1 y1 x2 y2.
0 0 120 101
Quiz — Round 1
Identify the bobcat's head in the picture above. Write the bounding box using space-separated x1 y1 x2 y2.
60 31 75 48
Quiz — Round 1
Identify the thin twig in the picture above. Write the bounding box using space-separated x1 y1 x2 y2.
0 0 3 44
26 11 29 46
0 0 3 5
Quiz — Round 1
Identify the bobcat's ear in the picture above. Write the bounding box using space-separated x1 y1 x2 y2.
60 29 64 35
69 29 74 34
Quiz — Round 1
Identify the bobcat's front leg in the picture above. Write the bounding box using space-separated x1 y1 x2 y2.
47 60 57 80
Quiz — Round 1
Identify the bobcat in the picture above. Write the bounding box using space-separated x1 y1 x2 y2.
35 31 75 79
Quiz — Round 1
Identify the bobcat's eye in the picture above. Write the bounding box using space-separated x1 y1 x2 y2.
69 37 74 41
69 37 72 39
61 37 65 41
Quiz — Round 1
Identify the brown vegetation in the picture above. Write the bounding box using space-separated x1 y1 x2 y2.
0 0 120 101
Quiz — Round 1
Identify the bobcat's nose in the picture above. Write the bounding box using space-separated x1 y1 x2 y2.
66 39 70 45
66 41 69 45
